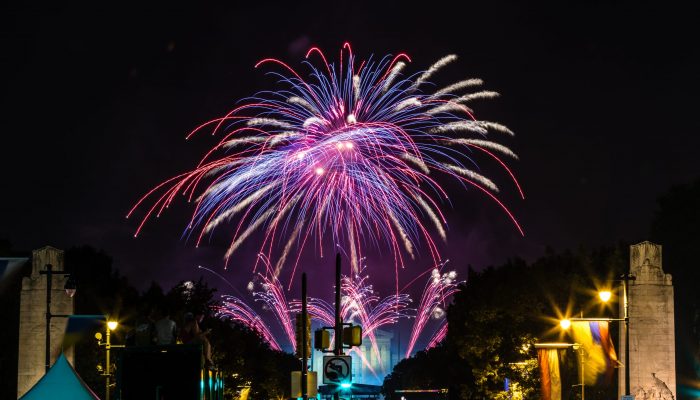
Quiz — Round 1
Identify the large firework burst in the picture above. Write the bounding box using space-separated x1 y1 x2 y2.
129 43 523 278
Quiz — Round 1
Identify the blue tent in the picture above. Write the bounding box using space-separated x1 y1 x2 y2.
20 353 100 400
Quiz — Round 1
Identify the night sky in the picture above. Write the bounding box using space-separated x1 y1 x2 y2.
2 2 699 299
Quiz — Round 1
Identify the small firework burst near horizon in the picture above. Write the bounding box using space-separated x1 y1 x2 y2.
212 258 460 375
404 264 461 357
128 43 524 282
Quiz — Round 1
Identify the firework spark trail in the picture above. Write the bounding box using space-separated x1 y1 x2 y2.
273 223 304 277
432 78 484 97
251 255 297 349
425 323 448 350
404 263 461 357
291 266 412 374
129 44 523 277
412 193 447 241
215 296 283 351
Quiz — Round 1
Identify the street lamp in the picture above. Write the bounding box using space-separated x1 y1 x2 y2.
39 263 76 372
96 318 123 400
596 275 635 397
559 319 572 330
558 275 635 399
598 290 612 303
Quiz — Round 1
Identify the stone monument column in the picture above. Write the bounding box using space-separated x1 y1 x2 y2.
17 246 74 398
620 241 676 400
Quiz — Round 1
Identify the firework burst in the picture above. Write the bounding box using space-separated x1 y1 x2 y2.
404 262 462 357
128 43 523 282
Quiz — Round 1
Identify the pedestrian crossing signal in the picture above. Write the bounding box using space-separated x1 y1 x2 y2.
295 313 311 359
342 325 362 347
314 329 330 350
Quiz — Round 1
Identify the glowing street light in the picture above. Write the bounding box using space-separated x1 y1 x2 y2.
559 318 571 330
598 290 612 303
96 317 124 400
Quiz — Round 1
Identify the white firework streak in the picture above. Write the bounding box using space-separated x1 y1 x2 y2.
425 102 474 116
268 131 300 146
428 91 500 115
429 121 488 135
287 96 318 113
388 209 415 259
353 75 361 104
414 194 446 241
479 121 515 136
223 132 299 149
348 221 359 275
394 97 422 111
202 158 246 178
383 61 406 92
224 197 298 259
203 185 273 233
454 90 501 103
400 152 430 174
432 79 484 97
414 54 458 88
246 118 295 129
303 116 326 128
273 223 304 278
447 138 519 159
443 164 499 192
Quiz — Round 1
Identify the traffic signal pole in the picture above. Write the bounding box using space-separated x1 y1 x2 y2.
302 272 308 400
334 253 342 400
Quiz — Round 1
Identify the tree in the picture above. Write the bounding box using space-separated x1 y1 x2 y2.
384 246 626 400
162 277 298 399
64 246 140 399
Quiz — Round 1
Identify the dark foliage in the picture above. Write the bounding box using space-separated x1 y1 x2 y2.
384 246 627 400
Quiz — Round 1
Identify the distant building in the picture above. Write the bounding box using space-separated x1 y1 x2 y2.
312 328 399 386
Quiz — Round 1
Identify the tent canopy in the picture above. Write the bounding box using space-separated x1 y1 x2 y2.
20 353 100 400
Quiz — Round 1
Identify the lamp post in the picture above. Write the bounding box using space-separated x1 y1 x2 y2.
598 275 635 397
39 263 76 372
559 276 635 400
96 319 122 400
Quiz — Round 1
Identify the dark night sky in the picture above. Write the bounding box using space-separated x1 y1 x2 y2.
2 2 699 299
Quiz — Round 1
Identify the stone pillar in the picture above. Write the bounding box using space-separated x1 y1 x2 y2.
620 241 676 400
17 246 74 398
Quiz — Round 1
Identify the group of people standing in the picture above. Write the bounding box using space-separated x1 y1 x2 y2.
126 307 214 368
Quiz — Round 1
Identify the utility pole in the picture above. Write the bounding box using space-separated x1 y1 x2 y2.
334 253 342 400
302 272 308 400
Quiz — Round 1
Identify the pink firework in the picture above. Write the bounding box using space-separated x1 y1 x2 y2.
404 263 461 357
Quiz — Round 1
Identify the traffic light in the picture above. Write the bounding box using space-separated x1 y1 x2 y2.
314 329 330 350
295 313 311 359
342 325 362 347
